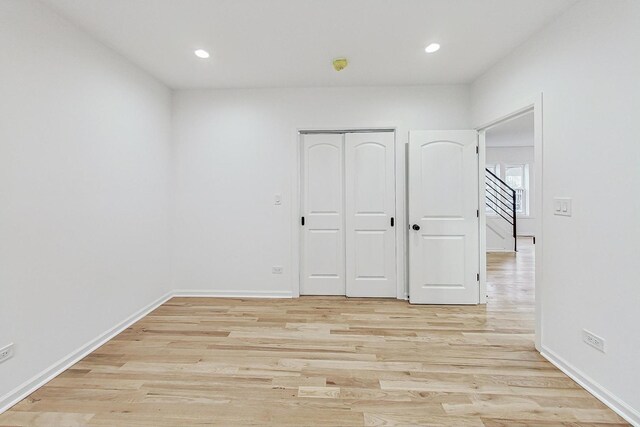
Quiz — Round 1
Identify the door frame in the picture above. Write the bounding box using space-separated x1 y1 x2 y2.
291 127 404 299
475 93 543 351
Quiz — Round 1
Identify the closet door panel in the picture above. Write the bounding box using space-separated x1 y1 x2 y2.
345 132 396 297
300 134 345 295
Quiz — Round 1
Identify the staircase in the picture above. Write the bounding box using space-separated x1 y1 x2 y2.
485 168 517 252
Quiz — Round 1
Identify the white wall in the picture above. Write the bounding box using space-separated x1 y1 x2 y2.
0 0 172 404
472 0 640 421
171 86 470 297
486 146 535 236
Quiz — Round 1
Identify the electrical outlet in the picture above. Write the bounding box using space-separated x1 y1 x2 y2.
272 266 283 274
0 343 14 363
583 330 605 353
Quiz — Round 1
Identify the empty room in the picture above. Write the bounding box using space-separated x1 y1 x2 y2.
1 0 639 425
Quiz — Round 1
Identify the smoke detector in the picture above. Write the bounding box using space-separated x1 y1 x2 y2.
332 58 348 71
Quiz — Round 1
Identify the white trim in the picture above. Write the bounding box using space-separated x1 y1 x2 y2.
297 127 397 134
291 129 301 298
475 99 536 130
393 131 405 300
541 347 640 426
533 94 543 352
402 139 409 300
0 291 174 414
299 128 395 134
172 290 293 298
478 131 487 303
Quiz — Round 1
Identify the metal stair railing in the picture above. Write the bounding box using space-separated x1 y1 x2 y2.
485 168 517 252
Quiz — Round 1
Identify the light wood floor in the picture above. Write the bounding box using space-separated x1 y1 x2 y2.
0 238 628 426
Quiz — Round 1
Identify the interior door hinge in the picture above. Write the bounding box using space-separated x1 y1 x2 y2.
301 216 305 226
477 273 480 281
477 209 479 218
476 145 479 154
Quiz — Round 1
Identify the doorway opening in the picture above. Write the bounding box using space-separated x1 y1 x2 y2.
477 95 542 350
484 111 537 343
485 111 535 251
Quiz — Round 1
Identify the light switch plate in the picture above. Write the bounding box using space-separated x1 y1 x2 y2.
554 197 572 216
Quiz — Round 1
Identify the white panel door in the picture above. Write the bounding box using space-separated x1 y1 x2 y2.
300 133 345 295
409 130 479 304
345 132 396 297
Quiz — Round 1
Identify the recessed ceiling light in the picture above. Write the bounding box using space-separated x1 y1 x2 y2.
194 49 210 59
425 43 441 54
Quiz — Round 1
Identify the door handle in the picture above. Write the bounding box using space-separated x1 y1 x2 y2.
412 224 420 231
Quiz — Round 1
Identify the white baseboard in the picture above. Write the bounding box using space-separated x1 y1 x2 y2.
172 289 293 298
541 347 639 426
0 291 174 414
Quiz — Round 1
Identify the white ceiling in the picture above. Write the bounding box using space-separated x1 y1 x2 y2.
41 0 576 89
486 112 534 147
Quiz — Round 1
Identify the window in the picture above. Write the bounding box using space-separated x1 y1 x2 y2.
504 165 529 215
504 165 523 188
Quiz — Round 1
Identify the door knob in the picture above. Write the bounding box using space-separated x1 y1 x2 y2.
412 224 420 231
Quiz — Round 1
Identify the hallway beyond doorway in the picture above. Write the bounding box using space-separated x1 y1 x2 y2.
487 236 535 312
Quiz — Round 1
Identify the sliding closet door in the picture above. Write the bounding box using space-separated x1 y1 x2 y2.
300 133 346 295
344 132 396 297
